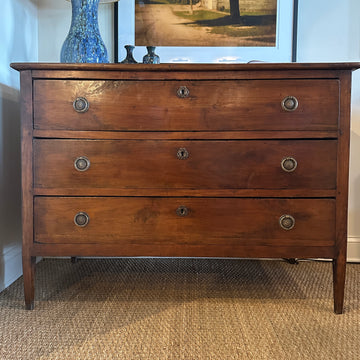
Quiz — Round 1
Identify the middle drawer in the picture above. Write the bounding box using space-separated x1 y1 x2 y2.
34 139 337 191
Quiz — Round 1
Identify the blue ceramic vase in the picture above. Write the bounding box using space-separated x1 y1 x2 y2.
60 0 109 63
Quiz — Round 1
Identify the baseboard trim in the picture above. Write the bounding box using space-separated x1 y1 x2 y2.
347 236 360 263
0 245 22 292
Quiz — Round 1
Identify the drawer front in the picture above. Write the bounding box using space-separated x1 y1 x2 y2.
33 79 339 131
34 197 336 248
34 139 337 191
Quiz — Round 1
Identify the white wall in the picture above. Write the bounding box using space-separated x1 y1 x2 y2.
297 0 360 261
37 0 115 62
0 0 38 292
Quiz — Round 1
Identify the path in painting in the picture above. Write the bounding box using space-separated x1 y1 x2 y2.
135 4 273 47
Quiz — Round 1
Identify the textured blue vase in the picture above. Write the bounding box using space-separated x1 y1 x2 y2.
60 0 109 63
142 46 160 64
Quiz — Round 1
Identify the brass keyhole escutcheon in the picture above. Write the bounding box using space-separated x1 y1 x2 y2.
74 212 90 227
73 97 89 113
176 206 189 217
177 148 189 160
177 86 190 98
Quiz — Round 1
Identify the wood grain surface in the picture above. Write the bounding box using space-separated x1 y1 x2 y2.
33 79 339 131
34 139 337 191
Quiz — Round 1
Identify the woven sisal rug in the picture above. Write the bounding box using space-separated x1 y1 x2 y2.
0 258 359 359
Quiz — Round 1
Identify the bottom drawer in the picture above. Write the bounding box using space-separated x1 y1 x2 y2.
34 197 335 249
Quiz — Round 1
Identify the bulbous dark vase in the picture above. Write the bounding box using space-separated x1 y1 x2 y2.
143 46 160 64
121 45 138 64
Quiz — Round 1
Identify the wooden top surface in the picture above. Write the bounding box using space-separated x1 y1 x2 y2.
10 62 360 72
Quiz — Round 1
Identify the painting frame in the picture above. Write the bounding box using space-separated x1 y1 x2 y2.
114 0 298 63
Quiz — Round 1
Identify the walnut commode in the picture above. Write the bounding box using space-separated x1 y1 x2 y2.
11 62 359 312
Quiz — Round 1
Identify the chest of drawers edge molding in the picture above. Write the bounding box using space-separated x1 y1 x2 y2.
11 62 360 313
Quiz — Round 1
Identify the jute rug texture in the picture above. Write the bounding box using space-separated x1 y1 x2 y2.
0 258 359 359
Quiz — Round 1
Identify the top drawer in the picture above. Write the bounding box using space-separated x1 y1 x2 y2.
33 79 339 131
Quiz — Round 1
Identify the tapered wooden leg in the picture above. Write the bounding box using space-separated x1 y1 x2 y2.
23 255 36 310
333 256 346 314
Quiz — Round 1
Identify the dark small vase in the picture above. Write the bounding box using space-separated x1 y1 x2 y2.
143 46 160 64
120 45 137 64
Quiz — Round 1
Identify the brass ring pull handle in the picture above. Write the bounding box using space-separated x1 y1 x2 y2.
177 148 189 160
279 214 295 230
177 86 190 98
281 157 297 172
281 96 298 112
73 97 89 113
74 156 90 172
74 212 89 227
176 206 189 217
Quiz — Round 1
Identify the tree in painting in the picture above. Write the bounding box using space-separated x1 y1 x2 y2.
229 0 240 20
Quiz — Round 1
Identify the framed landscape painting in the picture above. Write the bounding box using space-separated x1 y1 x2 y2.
116 0 297 63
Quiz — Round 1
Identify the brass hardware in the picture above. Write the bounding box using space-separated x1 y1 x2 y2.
177 86 190 98
281 96 298 112
177 147 189 160
279 214 295 230
74 156 90 172
176 206 189 217
74 212 89 227
73 97 89 113
281 157 297 172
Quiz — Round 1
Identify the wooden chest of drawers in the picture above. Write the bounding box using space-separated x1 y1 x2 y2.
11 63 359 313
